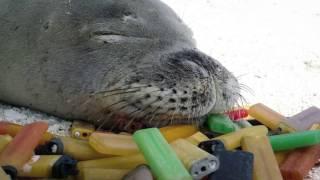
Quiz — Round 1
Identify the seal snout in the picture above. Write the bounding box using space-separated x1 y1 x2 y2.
126 50 239 123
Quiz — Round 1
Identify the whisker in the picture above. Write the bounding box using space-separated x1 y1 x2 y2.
96 112 116 131
94 85 149 94
236 73 249 80
148 106 162 125
102 90 139 97
124 116 138 130
103 99 127 110
239 83 254 95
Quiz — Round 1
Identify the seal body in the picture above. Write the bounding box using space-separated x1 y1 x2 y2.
0 0 239 128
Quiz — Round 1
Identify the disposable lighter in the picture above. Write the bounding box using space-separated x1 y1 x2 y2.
160 125 198 142
198 139 226 154
35 137 109 161
89 132 139 156
225 108 248 121
0 122 48 171
269 130 320 151
249 103 296 133
171 139 219 179
0 135 12 152
0 121 53 144
185 132 209 145
213 125 268 150
208 151 253 180
133 128 192 180
206 114 238 134
77 154 146 169
78 168 130 180
275 151 289 165
234 120 252 128
241 135 283 180
310 123 320 130
280 144 320 180
0 167 10 180
123 165 153 180
18 155 77 178
198 140 254 180
70 121 95 140
286 106 320 131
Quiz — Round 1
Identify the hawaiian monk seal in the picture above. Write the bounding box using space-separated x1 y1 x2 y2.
0 0 240 130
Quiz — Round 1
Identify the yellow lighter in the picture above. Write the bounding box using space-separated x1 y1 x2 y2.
78 168 130 180
0 135 12 153
214 125 268 150
185 132 209 146
77 153 146 169
70 121 95 140
171 139 219 179
241 135 282 180
18 155 77 178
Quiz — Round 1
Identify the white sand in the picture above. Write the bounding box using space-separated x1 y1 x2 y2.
162 0 320 117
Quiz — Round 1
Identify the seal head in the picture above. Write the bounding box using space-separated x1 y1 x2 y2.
0 0 239 129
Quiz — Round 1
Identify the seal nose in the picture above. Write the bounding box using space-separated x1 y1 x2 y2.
163 50 210 79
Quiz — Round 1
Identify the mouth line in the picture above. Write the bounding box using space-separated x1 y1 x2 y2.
111 111 205 129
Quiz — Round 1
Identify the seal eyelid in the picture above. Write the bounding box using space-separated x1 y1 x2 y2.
92 31 125 36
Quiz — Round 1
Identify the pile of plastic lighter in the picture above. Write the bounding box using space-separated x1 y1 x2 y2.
1 103 320 180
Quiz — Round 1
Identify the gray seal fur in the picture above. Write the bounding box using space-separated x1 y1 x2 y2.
0 0 240 129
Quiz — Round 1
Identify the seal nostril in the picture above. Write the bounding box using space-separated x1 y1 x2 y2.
180 106 188 111
172 89 177 94
160 88 164 91
157 96 163 101
222 92 227 99
183 90 188 94
180 97 188 103
169 98 176 103
145 94 151 99
147 84 152 87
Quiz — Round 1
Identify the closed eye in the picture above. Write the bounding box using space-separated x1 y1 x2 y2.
91 31 151 43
